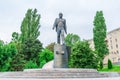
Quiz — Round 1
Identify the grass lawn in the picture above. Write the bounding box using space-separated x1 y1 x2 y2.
99 65 120 72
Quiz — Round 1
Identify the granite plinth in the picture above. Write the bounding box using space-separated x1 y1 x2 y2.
54 44 68 68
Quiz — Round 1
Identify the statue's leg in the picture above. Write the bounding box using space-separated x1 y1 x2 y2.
57 30 61 44
61 30 65 44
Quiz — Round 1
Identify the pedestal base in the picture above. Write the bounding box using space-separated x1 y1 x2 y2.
54 44 68 68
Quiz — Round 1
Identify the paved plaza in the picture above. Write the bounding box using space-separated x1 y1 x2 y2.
0 77 120 80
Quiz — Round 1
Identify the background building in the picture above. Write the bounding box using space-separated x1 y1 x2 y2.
89 27 120 64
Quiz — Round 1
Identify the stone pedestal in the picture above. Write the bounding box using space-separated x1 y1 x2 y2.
54 44 68 68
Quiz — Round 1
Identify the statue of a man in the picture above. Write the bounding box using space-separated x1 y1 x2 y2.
52 13 67 44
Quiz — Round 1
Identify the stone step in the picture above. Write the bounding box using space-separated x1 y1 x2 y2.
24 68 98 73
0 69 108 78
1 72 107 78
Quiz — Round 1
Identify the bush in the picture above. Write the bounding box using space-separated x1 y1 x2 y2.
24 60 38 69
69 41 97 68
108 59 112 69
10 53 25 71
99 60 103 69
39 49 54 68
0 42 18 71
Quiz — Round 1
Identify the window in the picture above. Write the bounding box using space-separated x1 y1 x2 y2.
110 40 112 43
107 44 109 47
117 50 119 54
112 58 115 62
111 52 113 54
115 39 117 42
116 44 118 48
114 52 116 54
118 58 120 62
111 46 113 49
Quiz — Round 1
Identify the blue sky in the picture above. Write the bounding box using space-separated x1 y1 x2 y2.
0 0 120 47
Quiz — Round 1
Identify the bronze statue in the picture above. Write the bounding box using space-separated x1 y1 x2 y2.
52 13 67 44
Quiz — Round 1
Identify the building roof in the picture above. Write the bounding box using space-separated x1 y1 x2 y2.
107 27 120 34
88 27 120 41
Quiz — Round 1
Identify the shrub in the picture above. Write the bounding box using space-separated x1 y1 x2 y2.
24 60 38 69
108 59 112 69
99 60 103 69
69 41 97 68
10 53 25 71
39 49 54 68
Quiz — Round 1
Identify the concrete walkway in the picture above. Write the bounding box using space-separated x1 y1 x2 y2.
0 77 120 80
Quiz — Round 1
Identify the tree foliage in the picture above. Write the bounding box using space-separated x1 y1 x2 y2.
46 42 55 52
12 32 19 42
10 53 25 71
38 49 54 68
65 33 80 47
9 8 43 71
19 8 43 62
24 60 38 69
99 60 103 69
93 11 109 60
69 40 97 68
20 8 40 43
0 8 43 71
0 40 4 46
22 38 42 61
0 42 17 71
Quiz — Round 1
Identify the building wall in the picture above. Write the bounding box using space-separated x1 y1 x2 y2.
88 28 120 64
104 28 120 64
88 39 95 51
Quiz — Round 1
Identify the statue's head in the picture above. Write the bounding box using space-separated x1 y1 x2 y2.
59 12 63 18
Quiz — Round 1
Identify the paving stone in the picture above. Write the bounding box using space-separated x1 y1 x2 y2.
0 69 108 78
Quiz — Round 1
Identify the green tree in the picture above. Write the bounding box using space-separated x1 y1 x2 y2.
99 60 103 69
10 53 25 71
69 40 97 68
0 42 17 71
46 42 55 52
20 8 40 43
9 8 43 70
65 33 80 47
12 32 19 42
0 40 4 46
20 8 42 62
65 33 80 60
93 11 109 60
11 32 22 54
24 60 38 69
22 38 42 63
38 49 54 68
108 59 112 69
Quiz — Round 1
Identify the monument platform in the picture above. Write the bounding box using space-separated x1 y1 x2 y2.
54 44 68 68
0 68 110 78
